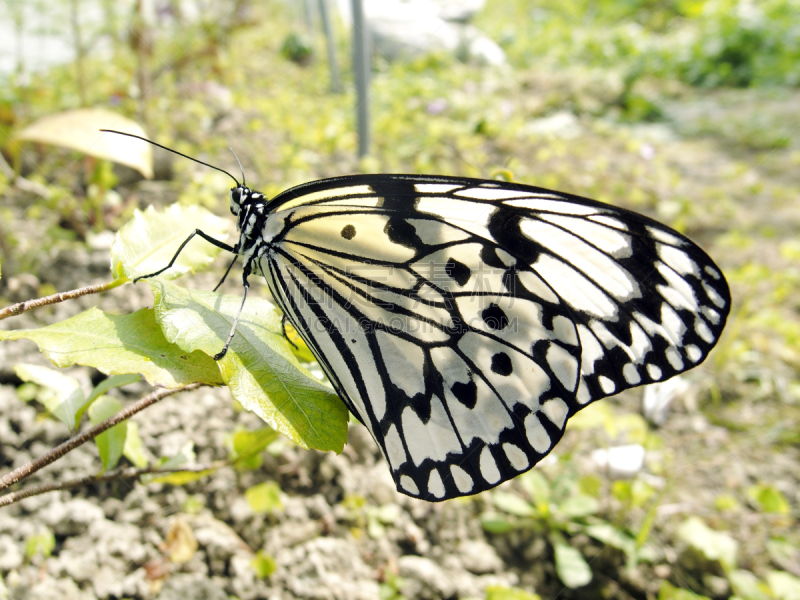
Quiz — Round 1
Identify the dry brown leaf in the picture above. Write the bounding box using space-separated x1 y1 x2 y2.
162 516 198 564
13 109 153 178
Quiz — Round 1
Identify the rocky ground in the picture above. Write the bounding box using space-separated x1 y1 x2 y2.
1 84 799 600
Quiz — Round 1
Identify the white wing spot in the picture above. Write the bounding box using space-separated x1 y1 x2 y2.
702 306 721 325
414 183 461 193
400 475 419 495
276 184 375 211
576 379 591 404
480 447 501 484
450 464 474 493
505 198 596 214
376 331 426 400
702 281 726 308
522 218 638 302
383 424 407 470
695 318 714 344
401 397 461 466
546 344 578 392
427 469 445 499
577 324 604 377
417 197 492 228
455 187 539 200
503 443 530 470
517 269 560 305
648 226 684 246
658 244 697 275
533 255 618 317
589 214 628 230
647 364 663 380
524 414 551 453
495 248 517 267
538 213 632 257
705 265 721 280
552 315 579 346
666 347 684 370
623 363 641 384
598 376 616 394
657 262 699 311
541 398 568 429
686 344 702 362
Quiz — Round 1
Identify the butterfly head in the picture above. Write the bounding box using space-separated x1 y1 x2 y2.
229 184 251 217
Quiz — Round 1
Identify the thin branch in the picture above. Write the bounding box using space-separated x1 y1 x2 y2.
0 462 226 508
0 152 51 198
0 383 206 492
0 278 127 321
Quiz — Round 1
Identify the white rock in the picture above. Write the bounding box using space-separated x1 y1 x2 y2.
591 444 646 479
38 499 105 536
458 539 503 574
0 534 23 571
334 0 505 65
643 376 691 426
398 555 457 598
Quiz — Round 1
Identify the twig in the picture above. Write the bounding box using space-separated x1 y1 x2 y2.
0 462 226 508
0 383 206 492
0 278 127 320
0 152 51 198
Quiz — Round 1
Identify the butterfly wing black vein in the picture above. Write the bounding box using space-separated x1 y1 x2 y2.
219 174 730 501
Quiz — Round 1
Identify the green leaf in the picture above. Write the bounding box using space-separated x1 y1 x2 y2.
0 308 223 388
89 396 127 472
677 517 738 570
480 512 514 534
485 586 542 600
13 364 84 429
578 475 602 498
728 569 771 600
252 551 277 579
25 529 55 559
657 581 712 600
230 427 280 469
585 523 636 557
558 495 600 518
520 470 551 506
493 491 535 517
111 204 230 280
767 570 800 600
553 539 592 588
123 421 149 468
78 373 141 427
144 441 213 485
747 484 790 515
151 279 348 452
245 481 283 514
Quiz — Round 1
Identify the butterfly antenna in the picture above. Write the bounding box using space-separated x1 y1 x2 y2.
229 147 246 187
99 129 240 186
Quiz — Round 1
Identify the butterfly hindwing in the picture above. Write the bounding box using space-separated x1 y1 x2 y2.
258 174 730 500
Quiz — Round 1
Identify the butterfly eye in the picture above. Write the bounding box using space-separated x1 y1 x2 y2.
229 189 240 215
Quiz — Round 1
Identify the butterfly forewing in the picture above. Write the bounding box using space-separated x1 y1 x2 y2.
258 174 730 501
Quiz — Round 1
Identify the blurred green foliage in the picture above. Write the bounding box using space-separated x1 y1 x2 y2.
478 0 800 87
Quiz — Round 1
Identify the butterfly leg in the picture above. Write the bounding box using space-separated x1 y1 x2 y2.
214 279 249 360
213 254 239 291
281 314 299 350
133 229 236 282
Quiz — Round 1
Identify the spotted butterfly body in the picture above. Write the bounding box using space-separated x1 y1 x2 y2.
224 173 730 501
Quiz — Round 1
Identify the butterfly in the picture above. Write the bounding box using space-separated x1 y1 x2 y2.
103 131 731 502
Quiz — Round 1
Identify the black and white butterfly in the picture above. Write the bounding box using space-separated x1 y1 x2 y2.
106 132 730 502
